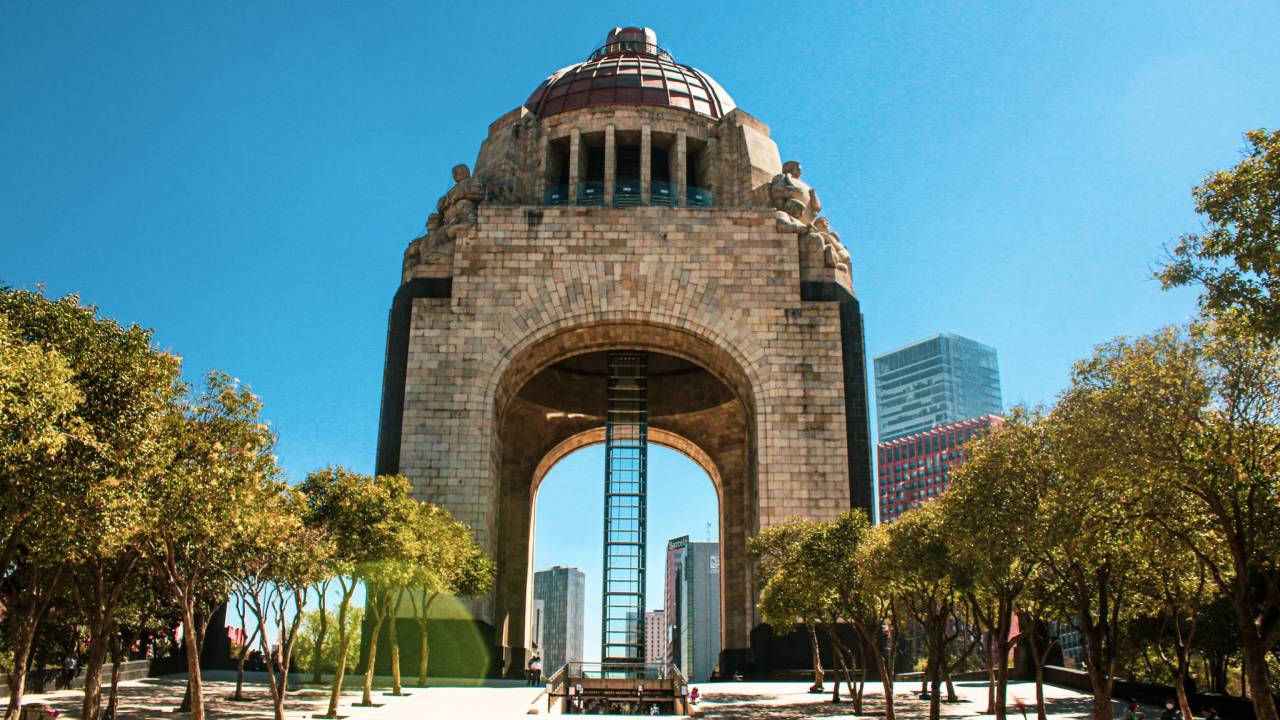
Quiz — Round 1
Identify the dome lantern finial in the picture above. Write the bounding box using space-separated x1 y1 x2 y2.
600 26 660 57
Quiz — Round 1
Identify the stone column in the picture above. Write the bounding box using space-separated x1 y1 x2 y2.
604 124 616 206
675 129 687 208
640 125 652 205
568 128 581 205
704 136 718 204
537 133 549 204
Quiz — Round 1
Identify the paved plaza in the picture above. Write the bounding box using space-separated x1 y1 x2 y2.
15 676 1138 719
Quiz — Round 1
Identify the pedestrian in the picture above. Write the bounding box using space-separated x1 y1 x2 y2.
58 654 77 690
1161 698 1182 720
1122 699 1145 720
528 655 542 686
690 686 700 706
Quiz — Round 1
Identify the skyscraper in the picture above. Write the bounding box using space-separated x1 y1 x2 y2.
533 566 585 674
873 333 1002 443
664 536 720 681
877 414 1002 522
644 610 667 666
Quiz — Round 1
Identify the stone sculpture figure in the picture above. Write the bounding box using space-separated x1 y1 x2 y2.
775 199 812 235
813 216 851 271
769 160 822 220
403 165 489 280
442 163 487 238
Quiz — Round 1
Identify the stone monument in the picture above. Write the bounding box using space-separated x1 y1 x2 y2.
376 26 873 679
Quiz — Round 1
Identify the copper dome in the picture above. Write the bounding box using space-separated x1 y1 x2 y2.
524 27 736 120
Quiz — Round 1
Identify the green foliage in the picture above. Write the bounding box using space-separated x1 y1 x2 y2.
1160 129 1280 339
0 288 179 570
293 606 363 675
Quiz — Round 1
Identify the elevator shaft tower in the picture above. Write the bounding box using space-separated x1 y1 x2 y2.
601 351 648 665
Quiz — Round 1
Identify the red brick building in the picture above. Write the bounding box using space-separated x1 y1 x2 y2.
876 414 1002 523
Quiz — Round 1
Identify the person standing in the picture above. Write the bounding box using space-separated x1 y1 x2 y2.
528 655 542 686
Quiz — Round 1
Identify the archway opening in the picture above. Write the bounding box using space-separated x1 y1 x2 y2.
493 343 755 682
532 443 721 679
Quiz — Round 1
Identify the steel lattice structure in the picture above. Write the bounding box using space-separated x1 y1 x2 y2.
601 351 648 666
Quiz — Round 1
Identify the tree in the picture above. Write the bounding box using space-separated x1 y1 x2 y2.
1065 318 1280 720
405 502 494 687
104 561 175 720
845 518 907 720
309 577 333 684
0 312 82 596
750 518 827 694
1159 129 1280 340
298 468 416 718
357 559 415 706
1044 357 1163 720
943 408 1049 720
238 484 333 720
1 290 178 720
1133 537 1217 720
294 606 362 678
1019 572 1071 720
880 504 967 720
149 372 279 720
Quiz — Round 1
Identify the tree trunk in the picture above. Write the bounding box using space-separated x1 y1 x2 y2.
946 674 957 703
985 632 997 714
323 580 357 718
1174 674 1193 720
1034 662 1047 720
930 654 942 720
360 593 389 706
417 620 430 686
312 590 328 685
868 625 896 720
180 602 205 720
4 624 35 720
80 620 110 720
104 627 136 720
1241 638 1279 720
995 640 1011 720
389 588 405 695
233 623 260 701
807 623 825 691
78 554 138 720
260 629 284 720
4 563 64 720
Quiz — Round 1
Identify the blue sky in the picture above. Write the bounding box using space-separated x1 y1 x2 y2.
3 2 1277 661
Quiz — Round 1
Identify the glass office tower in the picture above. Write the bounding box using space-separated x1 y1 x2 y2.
873 333 1002 443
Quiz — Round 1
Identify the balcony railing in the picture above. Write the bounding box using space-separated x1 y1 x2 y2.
576 181 604 206
541 181 712 208
543 185 568 206
686 186 713 207
650 181 677 207
613 180 643 207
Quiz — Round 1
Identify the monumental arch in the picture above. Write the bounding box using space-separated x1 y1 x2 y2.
375 26 874 678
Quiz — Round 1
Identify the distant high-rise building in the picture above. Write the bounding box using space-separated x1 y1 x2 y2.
664 539 687 666
533 566 585 673
644 610 667 666
877 414 1002 522
873 333 1004 523
531 598 545 658
873 333 1002 443
664 536 720 681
